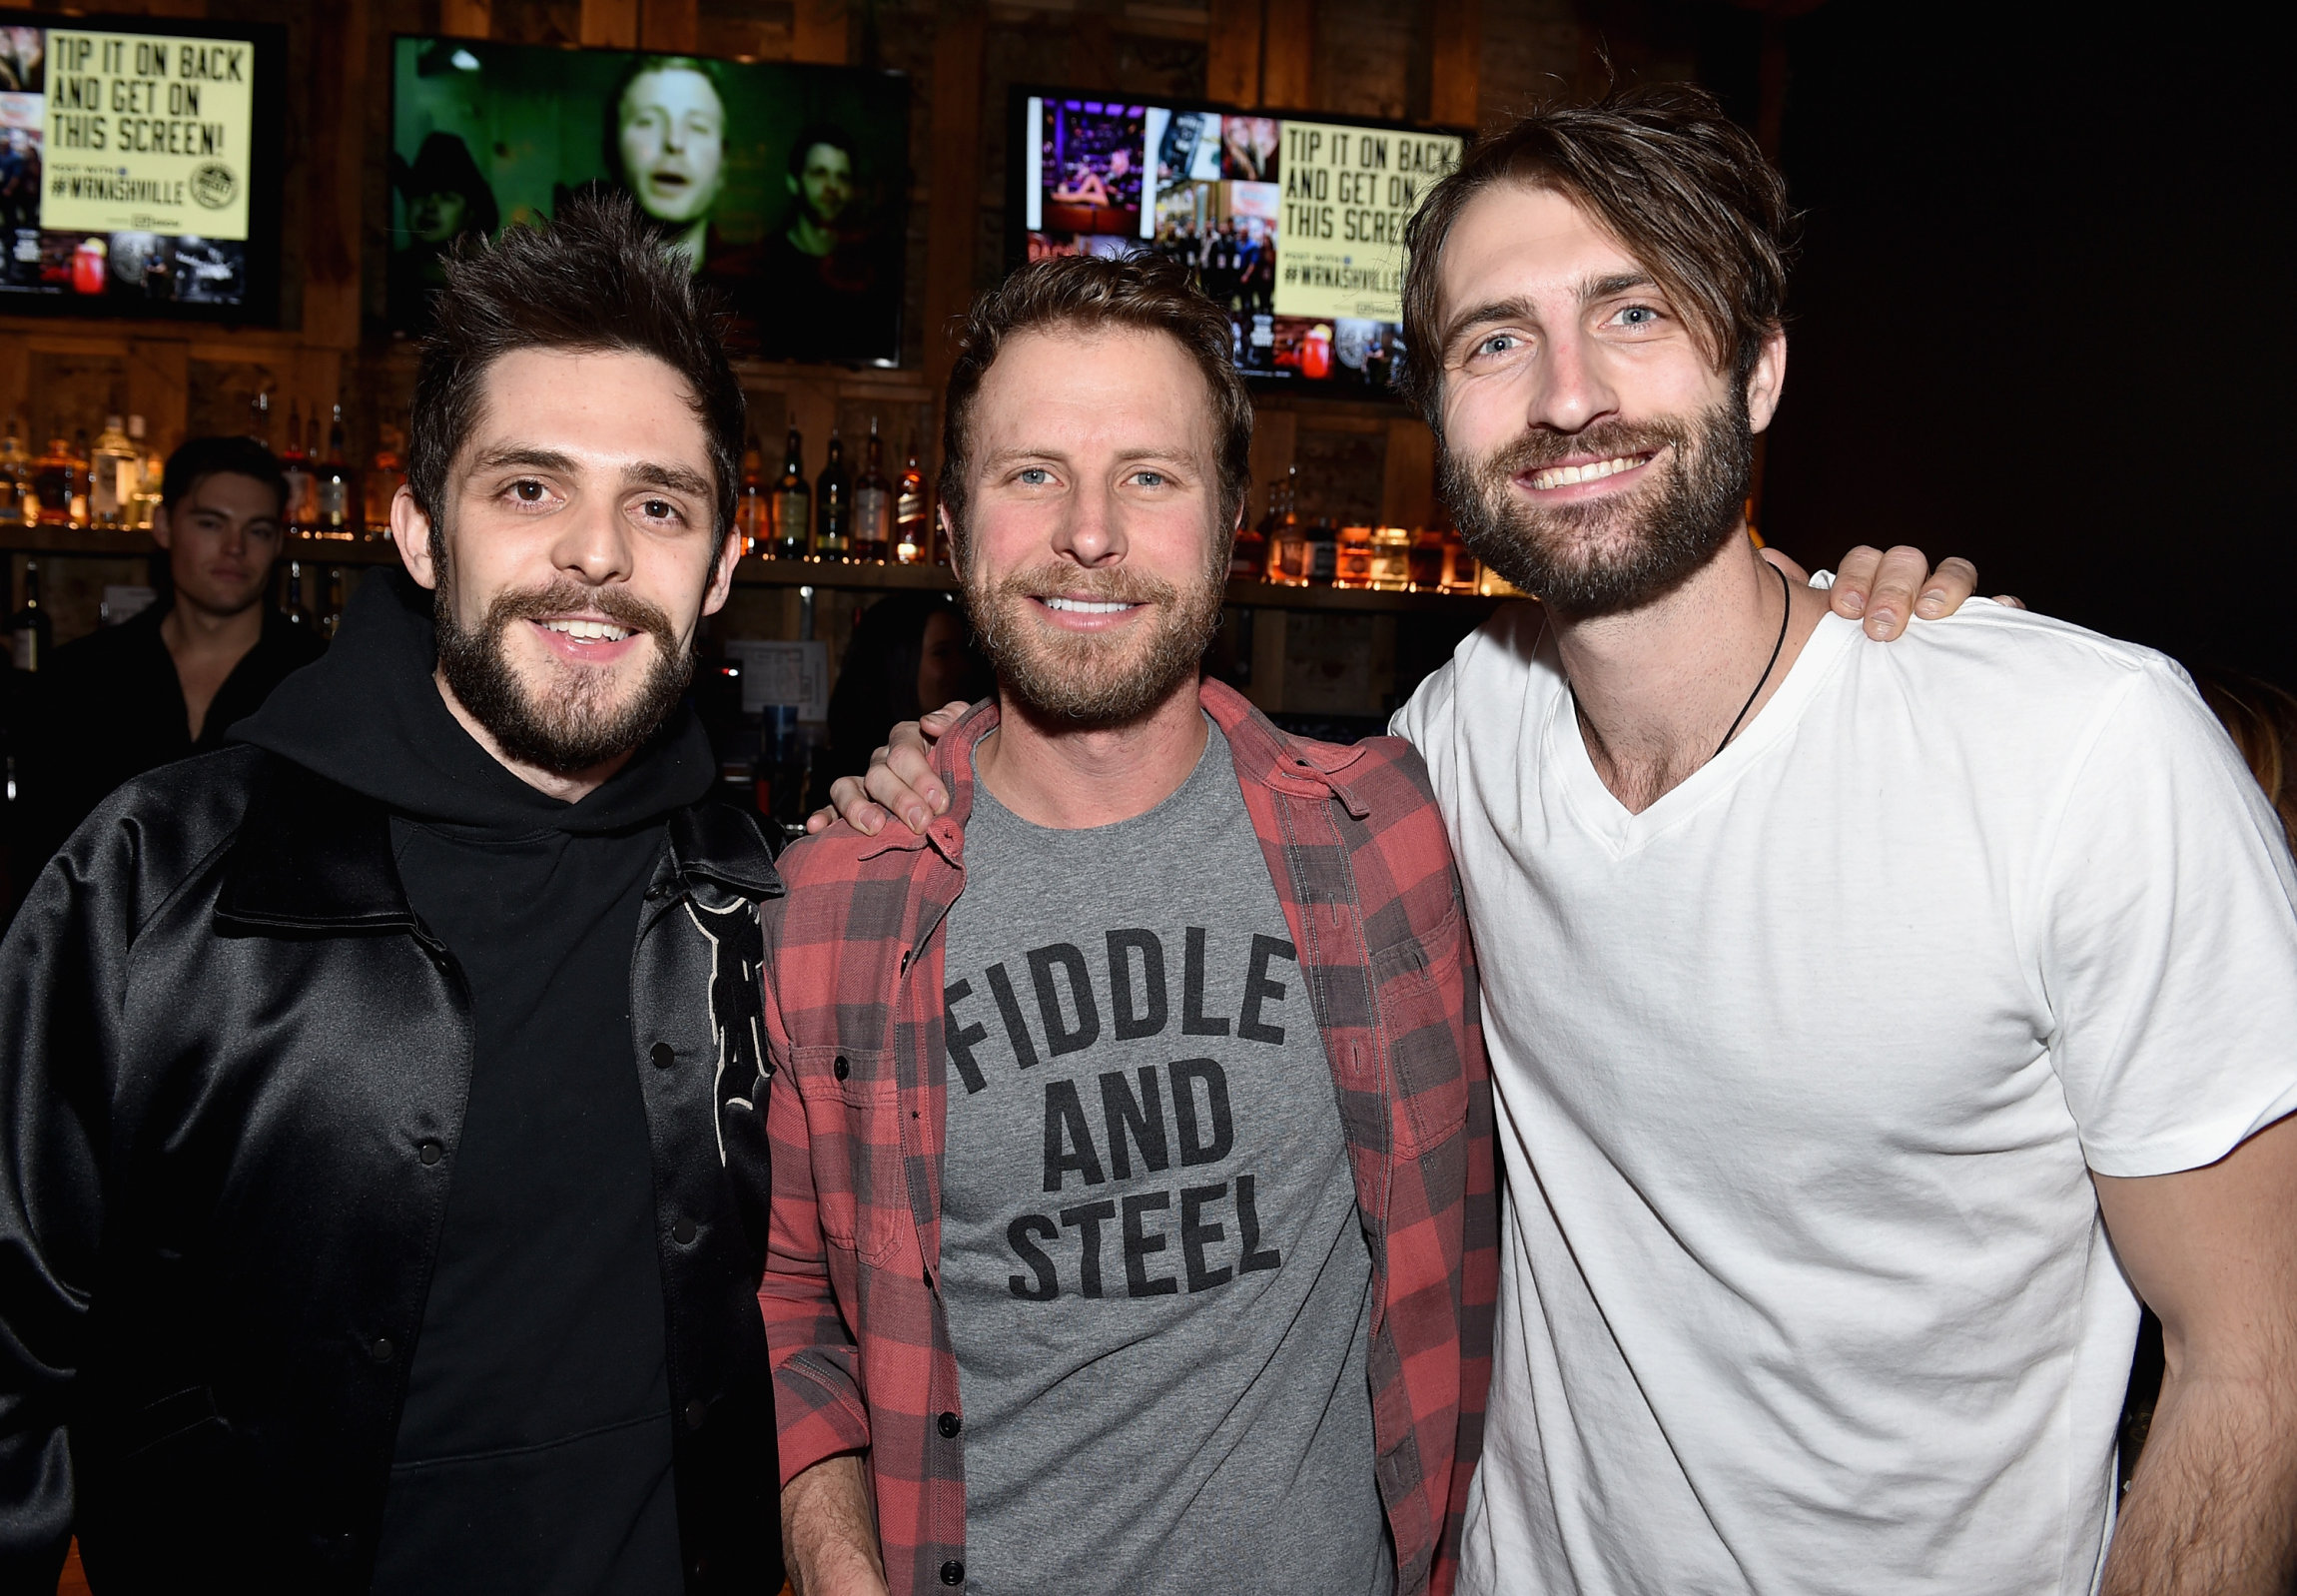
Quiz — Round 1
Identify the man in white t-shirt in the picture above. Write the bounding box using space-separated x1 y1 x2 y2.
1379 83 2297 1595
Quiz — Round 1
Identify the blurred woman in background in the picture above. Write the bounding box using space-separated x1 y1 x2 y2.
2194 667 2297 849
808 592 985 811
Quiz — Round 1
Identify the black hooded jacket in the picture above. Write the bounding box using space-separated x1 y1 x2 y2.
0 571 784 1594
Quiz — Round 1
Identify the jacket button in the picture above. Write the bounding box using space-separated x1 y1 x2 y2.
833 1055 850 1080
940 1559 964 1585
937 1410 960 1438
369 1336 393 1362
651 1042 676 1070
684 1398 708 1430
672 1217 697 1245
416 1141 442 1166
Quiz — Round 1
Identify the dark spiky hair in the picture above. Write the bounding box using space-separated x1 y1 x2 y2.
406 187 745 540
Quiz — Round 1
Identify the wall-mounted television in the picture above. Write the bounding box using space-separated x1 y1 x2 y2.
0 11 284 323
1009 89 1464 398
389 37 908 366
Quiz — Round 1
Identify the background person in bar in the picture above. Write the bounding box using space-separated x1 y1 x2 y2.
0 194 782 1595
806 590 987 812
12 434 325 898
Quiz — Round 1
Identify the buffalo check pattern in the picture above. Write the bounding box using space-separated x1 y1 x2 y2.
758 677 1497 1596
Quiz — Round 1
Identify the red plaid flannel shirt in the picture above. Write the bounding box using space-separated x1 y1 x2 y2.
758 677 1496 1595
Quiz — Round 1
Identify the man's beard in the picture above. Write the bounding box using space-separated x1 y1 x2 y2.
1441 392 1754 618
435 575 692 776
962 553 1224 728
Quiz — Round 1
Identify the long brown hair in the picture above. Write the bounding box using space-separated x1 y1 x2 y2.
2194 667 2297 852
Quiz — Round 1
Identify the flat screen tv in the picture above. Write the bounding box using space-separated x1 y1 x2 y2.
1010 90 1464 397
389 37 908 366
0 12 285 323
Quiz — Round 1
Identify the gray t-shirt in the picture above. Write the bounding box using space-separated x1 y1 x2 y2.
937 722 1391 1596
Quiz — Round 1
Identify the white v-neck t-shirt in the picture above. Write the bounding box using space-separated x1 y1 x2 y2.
1392 597 2297 1596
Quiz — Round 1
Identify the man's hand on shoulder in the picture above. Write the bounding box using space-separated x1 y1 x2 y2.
1762 543 2027 640
807 701 967 839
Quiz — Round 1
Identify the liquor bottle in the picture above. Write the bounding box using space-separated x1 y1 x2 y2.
1440 529 1481 595
280 402 312 534
247 388 273 448
70 429 92 527
366 424 407 539
1368 525 1413 590
12 560 51 672
0 415 27 526
813 428 850 561
893 439 929 563
1231 483 1273 581
1303 517 1339 585
769 426 809 561
32 431 80 528
850 417 891 562
90 413 136 530
1333 523 1374 588
126 414 160 530
316 404 354 538
1408 525 1447 591
280 559 311 628
1264 465 1310 585
733 432 768 556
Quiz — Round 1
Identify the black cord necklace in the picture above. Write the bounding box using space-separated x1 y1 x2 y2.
1713 560 1793 759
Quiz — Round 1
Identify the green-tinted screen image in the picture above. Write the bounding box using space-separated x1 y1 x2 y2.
390 37 907 364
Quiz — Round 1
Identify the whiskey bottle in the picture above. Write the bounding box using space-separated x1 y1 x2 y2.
32 431 81 528
366 424 407 539
126 414 160 531
893 439 929 564
1264 465 1310 585
770 426 809 561
851 417 892 563
813 428 850 561
316 404 355 538
0 415 27 526
11 560 51 672
734 431 768 556
280 402 312 533
90 413 136 530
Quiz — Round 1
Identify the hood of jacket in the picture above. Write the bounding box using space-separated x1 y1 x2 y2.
234 566 714 835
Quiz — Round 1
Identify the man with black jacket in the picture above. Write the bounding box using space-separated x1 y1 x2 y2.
0 193 784 1594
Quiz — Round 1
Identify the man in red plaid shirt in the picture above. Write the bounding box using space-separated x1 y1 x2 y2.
759 255 1495 1596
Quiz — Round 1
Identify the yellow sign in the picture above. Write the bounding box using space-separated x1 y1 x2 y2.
38 29 256 242
1273 121 1459 323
